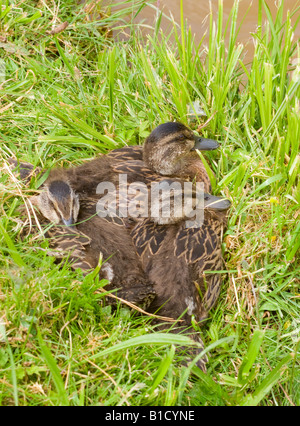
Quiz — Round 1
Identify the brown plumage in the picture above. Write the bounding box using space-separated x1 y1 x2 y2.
62 123 218 198
107 123 230 369
9 122 230 370
69 122 229 323
9 163 155 309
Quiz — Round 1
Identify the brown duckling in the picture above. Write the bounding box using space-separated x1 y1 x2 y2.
100 122 230 369
62 122 219 199
15 167 156 309
142 122 219 185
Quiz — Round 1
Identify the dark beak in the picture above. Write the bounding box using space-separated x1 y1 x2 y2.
193 136 220 151
203 194 231 211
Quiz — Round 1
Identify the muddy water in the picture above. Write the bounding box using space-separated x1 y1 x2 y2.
110 0 299 61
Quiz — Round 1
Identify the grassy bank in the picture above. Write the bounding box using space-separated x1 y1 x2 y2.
0 0 299 406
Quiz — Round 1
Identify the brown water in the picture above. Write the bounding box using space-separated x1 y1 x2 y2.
110 0 299 61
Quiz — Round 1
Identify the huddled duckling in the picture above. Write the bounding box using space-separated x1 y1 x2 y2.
105 122 231 369
9 162 156 308
123 123 230 319
9 122 230 370
61 122 218 198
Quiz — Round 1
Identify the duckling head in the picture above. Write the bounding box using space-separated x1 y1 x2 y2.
143 122 219 177
33 179 80 227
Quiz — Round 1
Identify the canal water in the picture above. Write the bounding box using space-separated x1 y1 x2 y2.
108 0 299 61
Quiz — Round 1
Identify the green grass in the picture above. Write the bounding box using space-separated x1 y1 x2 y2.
0 0 299 406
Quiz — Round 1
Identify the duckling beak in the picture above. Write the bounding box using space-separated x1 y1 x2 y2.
193 136 219 151
203 194 231 211
62 217 74 227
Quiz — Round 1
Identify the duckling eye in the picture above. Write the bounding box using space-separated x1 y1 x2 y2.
48 199 60 214
178 134 185 141
48 199 55 209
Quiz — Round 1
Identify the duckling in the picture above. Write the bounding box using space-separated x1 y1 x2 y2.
62 122 219 200
131 205 229 321
31 176 80 227
100 122 230 369
122 120 230 312
142 122 219 185
129 195 230 371
15 167 156 309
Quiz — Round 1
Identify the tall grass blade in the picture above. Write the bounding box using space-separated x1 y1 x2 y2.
54 37 75 78
90 333 201 361
238 329 264 384
177 336 235 404
149 345 175 395
7 343 19 406
196 151 217 191
286 222 300 261
240 353 294 406
47 107 116 149
37 329 70 406
0 222 26 267
108 46 116 123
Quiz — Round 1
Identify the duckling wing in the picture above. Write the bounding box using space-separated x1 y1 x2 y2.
131 218 168 256
45 225 93 271
132 213 226 318
131 212 224 265
175 221 221 265
174 217 226 316
112 160 158 185
107 145 143 161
